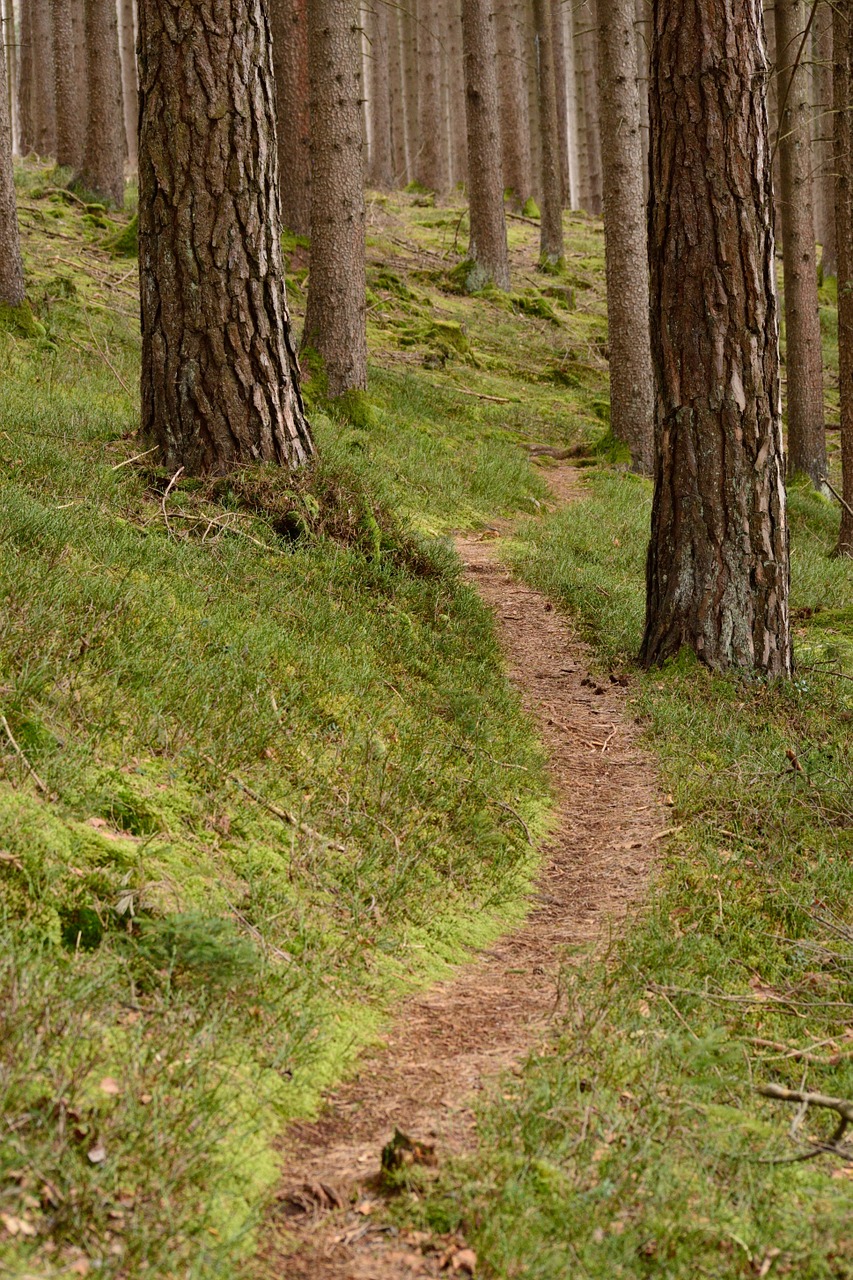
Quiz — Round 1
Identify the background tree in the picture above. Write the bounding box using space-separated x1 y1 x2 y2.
834 0 853 555
461 0 509 288
0 13 24 308
3 0 17 154
137 0 313 475
816 1 836 278
118 0 137 168
597 0 653 473
416 0 448 192
774 0 826 488
270 0 312 234
52 0 83 170
641 0 791 675
80 0 125 204
366 0 394 188
302 0 368 398
533 0 563 267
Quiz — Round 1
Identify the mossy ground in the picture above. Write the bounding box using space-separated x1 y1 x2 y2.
1 166 851 1279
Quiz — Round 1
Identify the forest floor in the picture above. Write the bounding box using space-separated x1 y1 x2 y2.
0 171 851 1280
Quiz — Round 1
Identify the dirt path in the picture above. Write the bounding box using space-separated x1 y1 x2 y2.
260 466 663 1278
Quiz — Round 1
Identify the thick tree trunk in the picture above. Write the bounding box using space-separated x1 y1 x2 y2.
118 0 136 167
138 0 313 475
51 0 82 169
270 0 312 235
416 0 448 191
367 0 393 187
3 0 17 154
80 0 124 204
816 3 836 277
461 0 509 287
834 0 853 554
496 0 530 205
597 0 653 473
641 0 791 676
532 0 563 264
303 0 367 397
775 0 826 487
0 10 24 306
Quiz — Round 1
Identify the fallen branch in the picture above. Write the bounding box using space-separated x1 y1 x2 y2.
227 771 348 854
160 467 185 541
822 476 853 520
750 1037 853 1066
757 1083 853 1163
0 713 51 796
111 446 157 471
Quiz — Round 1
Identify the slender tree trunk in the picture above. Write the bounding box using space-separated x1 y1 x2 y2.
461 0 509 287
635 0 650 198
118 0 136 167
833 0 853 554
578 0 602 214
16 0 34 153
816 3 836 277
0 9 24 306
551 0 569 205
641 0 791 676
31 0 56 154
525 0 541 195
367 0 393 187
775 0 826 487
80 0 124 204
532 0 563 264
270 0 312 236
496 0 530 205
388 2 408 182
303 0 368 397
571 0 591 208
564 0 580 206
416 0 448 191
138 0 313 475
3 0 17 154
402 0 419 183
71 0 87 153
597 0 653 473
51 0 82 169
446 0 467 186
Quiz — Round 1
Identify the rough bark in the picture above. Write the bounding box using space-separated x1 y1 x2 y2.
3 0 17 154
269 0 311 235
118 0 137 167
578 0 602 214
416 0 448 191
834 0 853 554
80 0 124 204
446 0 467 186
51 0 83 168
303 0 368 397
816 4 836 277
495 0 530 204
597 0 653 473
774 0 826 487
31 0 56 154
641 0 791 676
367 0 393 187
551 0 569 205
137 0 313 475
388 0 407 182
532 0 563 264
563 0 580 206
402 0 419 182
525 0 541 194
571 0 591 208
635 0 650 198
0 10 24 305
71 0 88 151
462 0 509 287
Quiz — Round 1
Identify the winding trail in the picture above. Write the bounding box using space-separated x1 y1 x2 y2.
260 466 663 1278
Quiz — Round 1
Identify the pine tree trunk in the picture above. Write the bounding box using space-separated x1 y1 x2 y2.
303 0 367 397
71 0 87 153
495 0 530 205
641 0 791 675
51 0 82 169
462 0 509 287
635 0 650 198
446 0 467 187
816 4 836 276
532 0 563 264
416 0 448 191
138 0 313 475
118 0 136 168
80 0 124 204
3 0 17 154
388 2 407 183
551 0 569 205
269 0 312 236
31 0 56 155
597 0 653 473
402 0 419 183
367 0 393 187
571 0 591 208
833 0 853 554
0 10 24 305
578 0 602 215
563 0 580 207
525 0 541 196
775 0 826 487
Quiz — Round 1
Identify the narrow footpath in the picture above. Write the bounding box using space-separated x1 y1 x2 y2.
260 466 664 1278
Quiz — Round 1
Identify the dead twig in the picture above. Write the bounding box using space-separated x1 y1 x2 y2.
227 771 348 854
822 475 853 520
749 1037 853 1066
160 467 185 541
111 446 157 471
756 1083 853 1164
0 713 51 796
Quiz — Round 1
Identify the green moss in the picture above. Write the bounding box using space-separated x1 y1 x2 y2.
522 196 541 218
105 212 138 258
0 301 47 339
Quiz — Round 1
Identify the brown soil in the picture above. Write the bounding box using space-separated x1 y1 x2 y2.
259 466 663 1279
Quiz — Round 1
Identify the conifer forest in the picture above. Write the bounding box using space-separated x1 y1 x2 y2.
2 0 853 1275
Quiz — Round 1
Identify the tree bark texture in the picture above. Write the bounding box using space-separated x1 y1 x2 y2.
833 0 853 554
51 0 83 168
495 0 530 204
446 0 467 186
3 0 17 154
80 0 125 204
533 0 563 264
563 0 580 206
18 0 56 155
137 0 313 475
367 0 393 187
119 0 137 167
597 0 653 473
402 0 419 182
270 0 312 235
635 0 650 198
16 0 34 154
641 0 792 676
388 1 408 181
71 0 88 156
577 0 602 214
816 3 836 277
551 0 569 205
0 9 24 305
416 0 448 190
774 0 826 487
303 0 368 396
461 0 509 287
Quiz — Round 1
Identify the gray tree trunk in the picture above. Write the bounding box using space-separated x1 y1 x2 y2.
642 0 791 675
388 1 408 182
118 0 136 167
0 10 24 306
367 0 393 188
138 0 313 475
3 0 17 154
462 0 510 287
833 0 853 554
532 0 563 264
